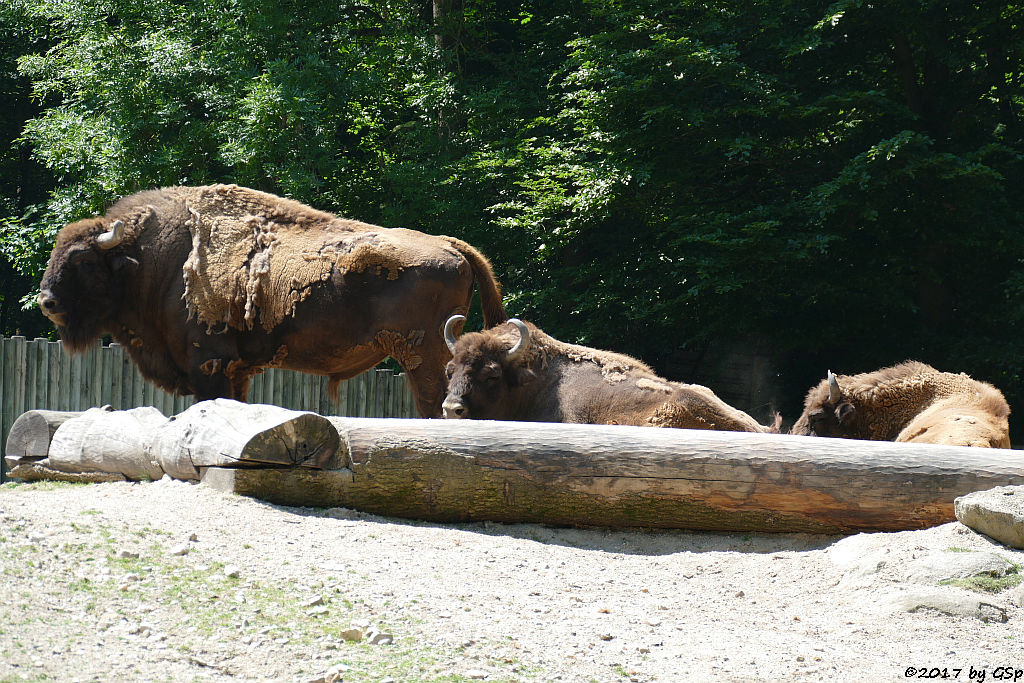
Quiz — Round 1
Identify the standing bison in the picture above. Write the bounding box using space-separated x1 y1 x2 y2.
37 184 507 416
441 315 778 432
790 361 1011 448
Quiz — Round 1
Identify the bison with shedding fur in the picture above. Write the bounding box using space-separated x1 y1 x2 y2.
38 184 507 416
790 361 1010 448
441 315 778 432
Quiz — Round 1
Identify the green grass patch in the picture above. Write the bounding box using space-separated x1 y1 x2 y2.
940 562 1023 594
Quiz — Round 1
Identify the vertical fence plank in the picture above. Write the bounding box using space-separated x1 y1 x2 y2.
0 338 8 477
12 336 26 421
46 342 59 411
353 372 367 417
120 347 133 409
105 343 122 410
132 361 145 408
78 343 93 409
273 368 285 407
25 338 39 411
375 369 389 418
264 367 276 407
341 377 353 417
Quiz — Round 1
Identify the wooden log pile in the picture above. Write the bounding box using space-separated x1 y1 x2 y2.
7 401 1024 533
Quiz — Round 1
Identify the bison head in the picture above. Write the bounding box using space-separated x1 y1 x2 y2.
790 370 860 437
38 217 139 351
441 314 534 420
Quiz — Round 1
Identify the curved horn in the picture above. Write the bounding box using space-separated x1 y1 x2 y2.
443 314 466 354
506 318 530 361
827 370 842 404
96 220 124 250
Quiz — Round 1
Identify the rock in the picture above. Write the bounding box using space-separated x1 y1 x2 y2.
465 669 488 680
322 664 349 683
169 543 190 556
224 565 241 578
116 549 140 560
954 486 1024 549
365 629 394 645
827 533 892 577
303 595 325 608
896 588 1009 623
904 551 1016 584
1009 583 1024 608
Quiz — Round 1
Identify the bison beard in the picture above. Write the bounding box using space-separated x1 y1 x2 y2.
441 315 777 432
37 184 507 416
790 361 1011 448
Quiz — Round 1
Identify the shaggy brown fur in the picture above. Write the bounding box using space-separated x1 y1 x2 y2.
443 319 777 432
790 361 1011 448
38 184 507 416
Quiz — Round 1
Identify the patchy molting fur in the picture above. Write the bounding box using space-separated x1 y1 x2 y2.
791 361 1011 448
38 184 507 416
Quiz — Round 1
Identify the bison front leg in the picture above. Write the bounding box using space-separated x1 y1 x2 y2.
186 332 248 402
401 340 449 418
189 357 242 401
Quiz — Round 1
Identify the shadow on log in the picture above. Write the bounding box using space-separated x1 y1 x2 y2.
200 416 1024 534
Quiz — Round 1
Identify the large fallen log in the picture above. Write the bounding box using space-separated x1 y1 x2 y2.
8 403 1024 532
198 416 1024 533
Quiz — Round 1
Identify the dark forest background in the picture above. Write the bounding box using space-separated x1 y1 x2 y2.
1 0 1022 434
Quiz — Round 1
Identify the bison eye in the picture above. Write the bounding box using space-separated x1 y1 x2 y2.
69 248 93 265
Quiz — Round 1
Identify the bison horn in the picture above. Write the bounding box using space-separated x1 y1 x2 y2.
827 370 842 404
506 318 530 361
444 314 466 354
96 220 124 250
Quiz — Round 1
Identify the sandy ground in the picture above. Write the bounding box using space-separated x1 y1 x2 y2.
1 477 1023 682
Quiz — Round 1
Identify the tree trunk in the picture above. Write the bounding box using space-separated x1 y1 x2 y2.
200 416 1024 533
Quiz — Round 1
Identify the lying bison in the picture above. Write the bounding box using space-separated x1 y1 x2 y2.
441 315 777 432
790 361 1011 448
38 184 507 416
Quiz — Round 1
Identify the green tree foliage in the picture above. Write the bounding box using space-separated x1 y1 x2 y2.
1 0 1022 431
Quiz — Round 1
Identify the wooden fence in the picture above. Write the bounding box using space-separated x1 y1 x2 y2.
0 335 418 479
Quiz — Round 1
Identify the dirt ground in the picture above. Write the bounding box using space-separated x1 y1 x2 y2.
1 477 1023 682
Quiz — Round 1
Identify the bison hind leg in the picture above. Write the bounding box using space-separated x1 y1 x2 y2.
647 401 714 430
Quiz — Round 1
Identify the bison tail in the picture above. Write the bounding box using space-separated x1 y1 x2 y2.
326 374 345 403
446 237 508 327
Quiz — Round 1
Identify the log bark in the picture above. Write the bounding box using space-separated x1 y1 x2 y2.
47 406 167 481
201 417 1024 533
148 399 340 480
4 400 340 482
4 409 84 468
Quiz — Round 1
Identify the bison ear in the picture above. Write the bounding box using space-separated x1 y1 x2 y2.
112 255 140 274
835 402 856 425
510 366 537 387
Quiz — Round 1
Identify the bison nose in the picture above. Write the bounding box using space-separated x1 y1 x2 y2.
38 290 58 311
442 398 467 419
